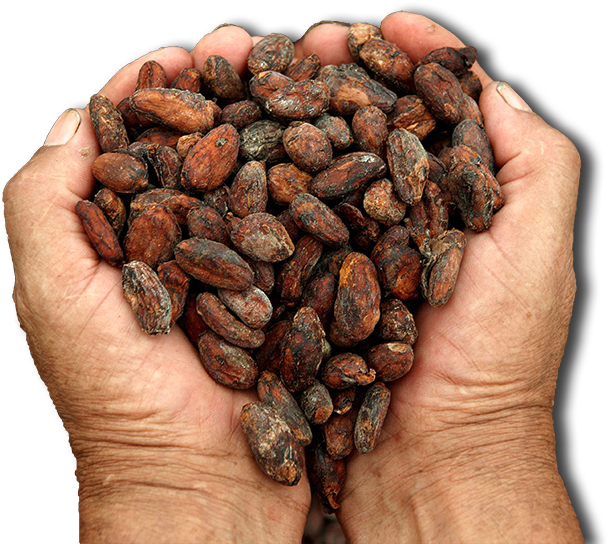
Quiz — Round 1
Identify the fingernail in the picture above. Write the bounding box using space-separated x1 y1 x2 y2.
211 23 237 32
303 20 350 37
44 109 81 146
496 82 532 112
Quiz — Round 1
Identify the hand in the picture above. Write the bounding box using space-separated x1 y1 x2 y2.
4 12 584 544
298 13 583 544
3 27 309 544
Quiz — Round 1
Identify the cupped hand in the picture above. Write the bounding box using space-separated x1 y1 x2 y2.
3 27 309 544
298 12 582 544
4 13 584 544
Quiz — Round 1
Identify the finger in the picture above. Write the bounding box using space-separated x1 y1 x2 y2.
479 80 580 235
98 47 194 105
3 108 108 302
294 22 354 66
380 11 492 87
5 107 98 206
481 81 580 180
5 43 197 261
191 25 253 77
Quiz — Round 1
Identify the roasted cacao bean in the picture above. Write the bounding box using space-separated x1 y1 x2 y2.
241 401 304 486
122 261 172 335
81 31 507 508
354 382 391 453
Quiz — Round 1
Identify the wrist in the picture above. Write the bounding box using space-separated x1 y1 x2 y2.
75 439 309 544
338 405 583 544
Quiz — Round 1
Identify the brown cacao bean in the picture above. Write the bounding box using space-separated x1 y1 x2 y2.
170 68 203 93
202 55 246 102
366 342 414 382
239 120 286 163
419 46 477 77
76 200 124 267
276 235 324 303
284 54 321 81
448 145 503 232
281 306 325 392
283 122 333 173
175 238 253 290
136 60 168 90
320 353 376 389
123 204 181 269
290 194 349 248
217 285 273 330
265 80 331 120
414 62 464 125
312 150 386 200
359 38 415 91
354 382 391 453
93 188 127 237
378 299 418 344
181 124 239 192
196 292 265 349
241 402 304 486
323 406 358 460
257 371 312 446
267 163 312 206
347 22 383 61
307 441 346 513
317 63 397 115
230 213 295 263
363 178 407 226
387 128 429 205
329 252 381 346
299 380 333 425
92 151 148 193
89 94 129 153
229 161 268 218
387 95 436 140
157 260 190 326
198 330 258 389
122 261 172 335
247 34 295 75
129 88 215 134
420 229 466 306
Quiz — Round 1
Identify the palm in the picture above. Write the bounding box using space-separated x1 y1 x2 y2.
5 37 313 525
51 207 311 506
338 109 576 524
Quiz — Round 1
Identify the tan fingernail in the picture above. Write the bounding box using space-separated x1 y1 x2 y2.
303 20 350 37
496 81 532 112
213 23 243 32
44 109 81 146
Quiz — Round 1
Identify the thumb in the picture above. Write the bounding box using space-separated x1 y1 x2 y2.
44 108 84 147
3 108 102 310
4 107 99 246
479 81 580 240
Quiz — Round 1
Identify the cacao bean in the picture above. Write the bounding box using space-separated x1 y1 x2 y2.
80 32 507 507
199 330 258 389
122 261 172 335
354 382 391 453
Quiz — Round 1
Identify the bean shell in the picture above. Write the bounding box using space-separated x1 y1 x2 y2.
241 402 304 486
122 261 172 335
199 330 258 389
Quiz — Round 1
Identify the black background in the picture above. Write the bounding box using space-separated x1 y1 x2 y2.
0 0 592 543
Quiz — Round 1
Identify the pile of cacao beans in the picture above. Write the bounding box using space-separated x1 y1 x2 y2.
76 22 503 512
